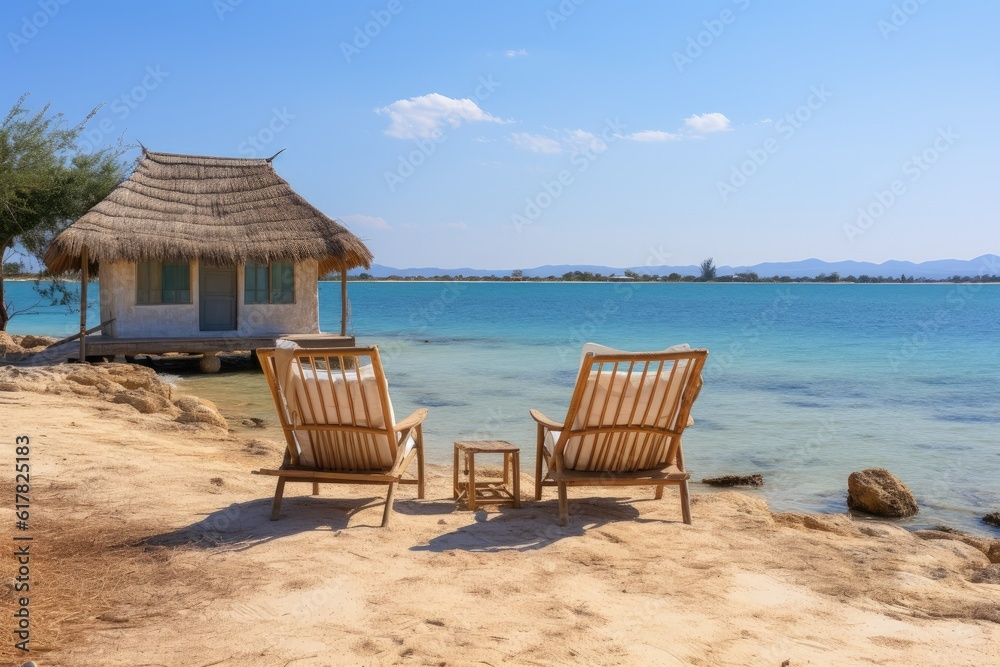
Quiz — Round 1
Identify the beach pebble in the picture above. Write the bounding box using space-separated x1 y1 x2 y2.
847 468 918 518
983 512 1000 528
702 474 764 488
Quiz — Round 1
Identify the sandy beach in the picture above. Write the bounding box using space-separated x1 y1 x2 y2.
1 363 998 667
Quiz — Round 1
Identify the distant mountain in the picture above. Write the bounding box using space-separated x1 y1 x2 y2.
350 255 1000 280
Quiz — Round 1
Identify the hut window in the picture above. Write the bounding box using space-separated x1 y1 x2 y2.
136 261 191 304
245 260 294 304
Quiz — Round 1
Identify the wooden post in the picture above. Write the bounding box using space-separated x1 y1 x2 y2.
340 269 348 337
79 245 88 363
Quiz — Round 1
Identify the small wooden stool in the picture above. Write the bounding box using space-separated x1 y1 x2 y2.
453 440 521 510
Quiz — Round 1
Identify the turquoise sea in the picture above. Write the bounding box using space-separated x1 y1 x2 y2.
6 280 999 534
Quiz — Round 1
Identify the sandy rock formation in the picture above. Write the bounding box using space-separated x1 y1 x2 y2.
703 473 764 487
915 529 999 563
174 395 229 430
970 564 1000 584
0 331 22 354
18 334 57 349
0 362 229 430
847 467 918 517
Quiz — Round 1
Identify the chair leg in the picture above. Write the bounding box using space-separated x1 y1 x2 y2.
312 482 320 496
381 482 398 527
557 482 569 526
679 479 692 525
654 484 664 500
270 478 286 521
535 427 545 501
417 429 426 500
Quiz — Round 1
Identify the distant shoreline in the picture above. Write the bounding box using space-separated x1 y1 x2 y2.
6 274 1000 285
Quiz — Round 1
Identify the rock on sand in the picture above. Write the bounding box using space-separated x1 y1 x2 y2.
847 467 918 517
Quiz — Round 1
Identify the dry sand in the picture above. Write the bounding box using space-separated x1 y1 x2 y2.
0 364 998 667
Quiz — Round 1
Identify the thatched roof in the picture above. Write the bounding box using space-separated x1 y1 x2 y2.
44 150 373 275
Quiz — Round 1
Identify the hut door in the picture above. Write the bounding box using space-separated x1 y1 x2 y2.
199 265 237 331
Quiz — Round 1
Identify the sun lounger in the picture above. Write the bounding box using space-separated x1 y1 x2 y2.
255 344 426 526
531 343 708 525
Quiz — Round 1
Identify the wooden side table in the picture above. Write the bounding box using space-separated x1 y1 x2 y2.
453 440 521 510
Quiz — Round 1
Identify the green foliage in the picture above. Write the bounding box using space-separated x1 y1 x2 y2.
0 94 129 329
699 257 717 281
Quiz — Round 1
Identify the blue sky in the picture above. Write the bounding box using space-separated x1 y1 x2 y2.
3 0 998 269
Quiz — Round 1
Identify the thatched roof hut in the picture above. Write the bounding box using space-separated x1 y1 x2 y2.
43 150 372 359
45 150 372 275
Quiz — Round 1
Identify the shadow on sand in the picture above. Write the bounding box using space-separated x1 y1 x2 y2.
140 492 679 553
407 498 657 553
141 494 407 550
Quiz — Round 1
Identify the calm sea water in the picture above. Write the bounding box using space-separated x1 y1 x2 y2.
7 280 999 533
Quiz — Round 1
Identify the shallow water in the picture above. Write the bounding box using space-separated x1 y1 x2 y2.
8 280 1000 534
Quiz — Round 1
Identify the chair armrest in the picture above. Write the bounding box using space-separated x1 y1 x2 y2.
529 409 562 431
393 408 428 434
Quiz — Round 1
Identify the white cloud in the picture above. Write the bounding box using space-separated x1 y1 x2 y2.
376 93 507 139
621 130 682 142
510 132 563 154
563 129 606 153
340 214 391 231
684 112 732 134
505 49 528 58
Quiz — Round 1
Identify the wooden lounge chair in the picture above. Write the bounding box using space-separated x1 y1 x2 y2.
531 343 708 525
255 345 426 527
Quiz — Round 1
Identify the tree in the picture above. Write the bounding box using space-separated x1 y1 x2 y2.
0 94 129 330
698 257 717 281
2 260 23 276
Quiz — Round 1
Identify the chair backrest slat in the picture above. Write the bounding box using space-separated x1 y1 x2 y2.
554 348 707 473
257 346 401 473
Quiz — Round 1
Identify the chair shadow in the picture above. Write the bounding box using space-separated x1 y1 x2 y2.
141 494 402 550
140 492 681 553
408 496 651 553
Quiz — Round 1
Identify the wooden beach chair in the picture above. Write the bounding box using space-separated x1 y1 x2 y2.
255 344 426 527
531 343 708 525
